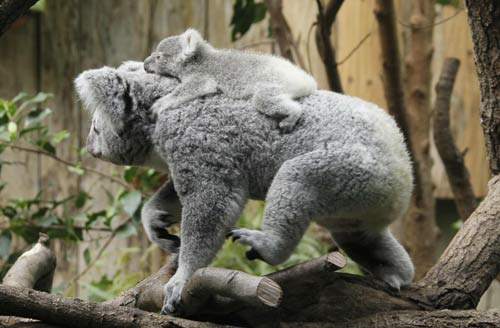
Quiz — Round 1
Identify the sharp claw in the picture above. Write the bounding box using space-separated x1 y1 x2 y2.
246 248 261 260
232 235 240 242
161 305 169 315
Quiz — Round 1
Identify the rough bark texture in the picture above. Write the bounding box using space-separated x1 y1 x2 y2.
314 0 344 93
402 0 438 279
465 1 500 175
0 285 235 328
283 309 500 328
415 174 500 309
263 0 295 64
0 0 38 37
433 57 478 221
107 254 178 312
2 234 56 292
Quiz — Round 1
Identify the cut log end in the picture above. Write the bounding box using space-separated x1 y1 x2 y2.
256 277 282 307
326 252 347 271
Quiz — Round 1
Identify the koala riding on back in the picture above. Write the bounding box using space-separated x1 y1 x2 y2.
144 29 317 133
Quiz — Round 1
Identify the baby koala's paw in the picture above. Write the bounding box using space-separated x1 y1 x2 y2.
278 113 300 133
151 97 175 116
161 273 188 316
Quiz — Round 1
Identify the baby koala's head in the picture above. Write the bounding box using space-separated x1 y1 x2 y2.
144 29 208 77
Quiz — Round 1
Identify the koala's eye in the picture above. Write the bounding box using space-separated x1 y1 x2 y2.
156 54 162 60
93 125 100 135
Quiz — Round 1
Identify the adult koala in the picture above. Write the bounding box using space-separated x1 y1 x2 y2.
75 61 414 315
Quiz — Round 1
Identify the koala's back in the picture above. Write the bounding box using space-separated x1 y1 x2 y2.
155 90 412 220
196 49 316 95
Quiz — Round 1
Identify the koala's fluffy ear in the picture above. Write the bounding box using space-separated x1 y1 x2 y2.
180 29 204 58
74 67 130 120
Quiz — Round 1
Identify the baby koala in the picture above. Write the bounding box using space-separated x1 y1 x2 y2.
144 29 317 132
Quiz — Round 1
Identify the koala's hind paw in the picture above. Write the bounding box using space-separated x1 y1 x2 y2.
227 228 268 262
161 274 187 315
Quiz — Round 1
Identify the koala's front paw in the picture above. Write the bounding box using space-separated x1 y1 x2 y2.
151 98 175 116
161 273 188 315
227 228 267 262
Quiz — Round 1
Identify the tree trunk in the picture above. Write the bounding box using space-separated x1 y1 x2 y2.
402 0 438 279
464 1 500 175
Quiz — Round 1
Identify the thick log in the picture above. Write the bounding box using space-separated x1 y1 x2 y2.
433 58 478 220
283 309 500 328
414 175 500 309
0 284 235 328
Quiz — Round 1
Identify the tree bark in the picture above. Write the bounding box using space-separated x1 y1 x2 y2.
433 58 478 221
314 0 344 93
283 309 500 328
402 0 438 279
465 1 500 175
414 175 500 309
2 234 56 292
0 0 38 37
374 0 412 146
0 285 235 328
263 0 295 64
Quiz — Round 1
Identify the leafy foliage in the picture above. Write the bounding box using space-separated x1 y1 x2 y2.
230 0 267 41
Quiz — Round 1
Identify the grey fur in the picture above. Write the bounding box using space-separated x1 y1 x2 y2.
75 62 414 315
144 29 317 133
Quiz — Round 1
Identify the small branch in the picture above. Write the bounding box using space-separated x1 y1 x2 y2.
0 0 38 37
336 31 371 66
65 230 118 291
433 58 477 220
181 268 282 316
397 8 463 30
3 143 130 190
263 0 295 64
2 233 56 293
315 0 344 93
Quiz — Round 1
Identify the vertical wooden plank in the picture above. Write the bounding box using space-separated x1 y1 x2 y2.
0 16 39 199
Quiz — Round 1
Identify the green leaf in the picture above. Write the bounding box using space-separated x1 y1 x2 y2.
36 140 56 155
12 92 29 104
123 166 138 183
8 122 17 140
230 0 268 41
119 190 142 217
74 191 90 209
67 165 85 176
37 214 58 228
0 231 12 259
115 221 138 238
84 248 91 265
24 108 52 128
19 92 52 111
52 130 70 143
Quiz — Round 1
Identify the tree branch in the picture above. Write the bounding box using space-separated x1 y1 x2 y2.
2 233 56 293
0 284 234 328
0 0 38 37
433 57 478 220
414 175 500 309
315 0 344 93
263 0 295 64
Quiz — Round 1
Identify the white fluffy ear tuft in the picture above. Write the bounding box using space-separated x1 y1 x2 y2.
181 28 204 58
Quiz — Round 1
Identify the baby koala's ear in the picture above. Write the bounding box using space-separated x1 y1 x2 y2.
180 28 204 58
